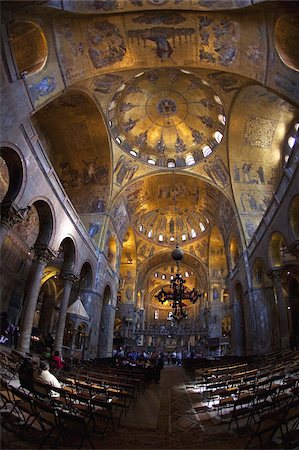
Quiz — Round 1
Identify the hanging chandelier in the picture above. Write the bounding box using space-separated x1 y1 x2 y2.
155 246 201 323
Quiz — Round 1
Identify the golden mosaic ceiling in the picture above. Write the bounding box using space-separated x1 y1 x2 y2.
108 68 225 168
123 173 222 246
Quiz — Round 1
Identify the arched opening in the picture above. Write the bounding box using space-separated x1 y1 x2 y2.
221 315 231 356
252 258 266 287
33 90 111 242
269 232 286 268
8 21 48 75
0 148 23 209
229 235 240 269
63 320 74 347
108 236 117 270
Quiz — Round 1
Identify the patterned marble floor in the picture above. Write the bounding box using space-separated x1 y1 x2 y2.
1 364 251 449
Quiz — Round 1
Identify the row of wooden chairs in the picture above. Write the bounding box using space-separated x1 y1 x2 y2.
1 378 115 448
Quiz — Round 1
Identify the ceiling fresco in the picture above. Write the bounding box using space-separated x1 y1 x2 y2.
52 10 267 86
229 84 296 244
33 91 111 244
9 0 297 291
108 68 225 168
118 174 225 247
52 0 253 15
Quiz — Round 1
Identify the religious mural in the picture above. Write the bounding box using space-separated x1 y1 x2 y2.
108 68 226 168
52 10 266 89
229 84 296 243
12 205 40 248
120 174 226 251
56 0 252 15
111 197 130 243
114 155 139 186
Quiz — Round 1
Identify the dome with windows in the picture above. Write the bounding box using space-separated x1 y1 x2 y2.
108 68 226 168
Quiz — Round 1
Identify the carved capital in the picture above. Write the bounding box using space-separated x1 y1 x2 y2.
59 272 79 285
269 268 287 285
34 247 57 265
1 204 31 229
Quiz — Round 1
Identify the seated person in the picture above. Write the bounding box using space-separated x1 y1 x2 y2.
33 360 61 397
51 350 64 370
41 347 51 360
19 357 34 392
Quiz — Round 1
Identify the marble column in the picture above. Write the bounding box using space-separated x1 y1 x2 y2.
18 247 56 354
271 270 290 351
53 272 78 354
231 302 245 356
0 204 30 249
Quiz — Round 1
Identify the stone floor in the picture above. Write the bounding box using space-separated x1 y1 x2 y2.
1 363 254 449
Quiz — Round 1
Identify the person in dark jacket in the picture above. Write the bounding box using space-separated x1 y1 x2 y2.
19 358 34 392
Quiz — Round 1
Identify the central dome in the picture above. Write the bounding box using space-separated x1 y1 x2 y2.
108 69 226 168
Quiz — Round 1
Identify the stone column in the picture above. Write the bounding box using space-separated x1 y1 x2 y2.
18 247 56 354
231 302 245 356
271 270 290 351
53 272 78 354
0 204 30 249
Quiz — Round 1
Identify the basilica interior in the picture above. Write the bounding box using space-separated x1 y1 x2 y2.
1 0 299 448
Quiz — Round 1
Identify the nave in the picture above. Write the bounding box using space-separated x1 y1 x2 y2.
1 346 299 449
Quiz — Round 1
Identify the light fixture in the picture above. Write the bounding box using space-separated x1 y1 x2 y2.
155 246 201 323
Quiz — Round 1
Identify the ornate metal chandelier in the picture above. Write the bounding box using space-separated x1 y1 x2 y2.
155 246 201 323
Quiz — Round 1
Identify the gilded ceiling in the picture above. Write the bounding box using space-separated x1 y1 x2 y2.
4 0 298 286
120 174 224 247
108 68 225 167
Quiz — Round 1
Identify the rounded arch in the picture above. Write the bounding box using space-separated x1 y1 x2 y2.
8 21 48 75
228 84 295 244
274 14 299 73
79 261 93 289
0 147 23 207
33 89 112 224
59 236 76 273
31 199 54 248
107 235 117 271
252 257 267 287
229 234 240 270
268 232 286 269
289 195 299 240
103 284 112 306
136 249 208 292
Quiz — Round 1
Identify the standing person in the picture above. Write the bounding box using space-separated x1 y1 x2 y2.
177 350 183 365
171 350 177 365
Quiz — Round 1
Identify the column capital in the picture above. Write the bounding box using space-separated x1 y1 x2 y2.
59 272 79 285
269 268 288 284
1 203 31 229
34 247 58 265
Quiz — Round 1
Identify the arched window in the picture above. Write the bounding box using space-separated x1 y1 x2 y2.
63 321 73 347
75 323 86 349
